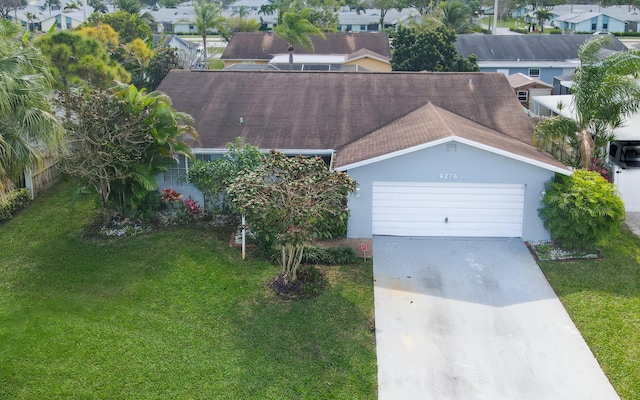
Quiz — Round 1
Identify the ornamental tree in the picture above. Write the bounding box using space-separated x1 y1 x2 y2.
227 150 356 282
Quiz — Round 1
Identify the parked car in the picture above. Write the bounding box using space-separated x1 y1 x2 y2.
608 141 640 168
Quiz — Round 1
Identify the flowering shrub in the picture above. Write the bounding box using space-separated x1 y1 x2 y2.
590 158 612 182
161 187 182 203
183 197 201 216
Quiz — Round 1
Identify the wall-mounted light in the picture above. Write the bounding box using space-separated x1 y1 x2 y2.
355 187 361 198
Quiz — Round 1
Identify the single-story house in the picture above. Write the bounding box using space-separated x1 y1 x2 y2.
506 73 553 108
155 70 569 241
221 32 392 71
553 12 626 33
455 34 627 85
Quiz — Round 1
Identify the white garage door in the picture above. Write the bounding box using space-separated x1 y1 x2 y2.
372 182 525 237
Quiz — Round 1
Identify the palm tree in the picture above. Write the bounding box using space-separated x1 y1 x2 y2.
533 9 553 32
274 1 324 67
194 0 223 69
436 0 474 34
0 19 62 193
232 5 250 19
534 37 640 169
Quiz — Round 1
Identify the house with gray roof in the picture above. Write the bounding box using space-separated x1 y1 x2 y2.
553 12 626 33
455 34 627 84
156 70 568 241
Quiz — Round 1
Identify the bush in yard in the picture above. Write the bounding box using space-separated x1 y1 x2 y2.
227 150 356 283
0 188 31 222
539 170 624 249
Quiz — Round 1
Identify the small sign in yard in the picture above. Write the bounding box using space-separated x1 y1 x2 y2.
361 243 368 261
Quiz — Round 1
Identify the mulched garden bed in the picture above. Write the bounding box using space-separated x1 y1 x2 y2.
526 240 602 262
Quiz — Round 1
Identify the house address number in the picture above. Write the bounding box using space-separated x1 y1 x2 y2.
439 173 458 180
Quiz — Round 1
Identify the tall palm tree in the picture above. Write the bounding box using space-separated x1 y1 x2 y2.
533 9 553 32
274 1 324 67
0 19 62 193
534 37 640 169
194 0 223 69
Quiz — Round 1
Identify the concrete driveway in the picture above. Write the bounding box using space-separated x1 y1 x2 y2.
373 236 619 400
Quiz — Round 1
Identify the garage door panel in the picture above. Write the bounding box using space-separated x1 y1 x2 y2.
372 182 524 237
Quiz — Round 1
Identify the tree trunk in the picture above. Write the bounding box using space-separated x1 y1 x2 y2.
202 33 208 69
282 243 304 282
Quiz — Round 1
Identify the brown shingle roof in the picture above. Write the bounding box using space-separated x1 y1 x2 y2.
506 73 553 89
221 32 392 61
156 70 567 171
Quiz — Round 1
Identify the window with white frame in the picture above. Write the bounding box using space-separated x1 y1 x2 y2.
517 91 528 102
528 68 540 78
164 154 188 184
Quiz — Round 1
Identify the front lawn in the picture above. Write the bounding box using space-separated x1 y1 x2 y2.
539 227 640 400
0 182 377 399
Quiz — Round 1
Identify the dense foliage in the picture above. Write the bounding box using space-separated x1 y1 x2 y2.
58 86 196 222
539 170 625 249
0 19 62 192
391 25 479 72
0 188 30 221
227 150 356 281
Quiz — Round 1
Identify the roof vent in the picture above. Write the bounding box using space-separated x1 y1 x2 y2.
239 117 244 124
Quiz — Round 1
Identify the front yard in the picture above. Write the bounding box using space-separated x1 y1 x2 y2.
0 182 377 399
1 182 639 399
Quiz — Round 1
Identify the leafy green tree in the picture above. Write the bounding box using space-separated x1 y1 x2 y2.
88 0 108 13
274 1 325 65
534 37 640 169
436 0 475 33
144 47 180 91
187 138 263 211
227 150 356 282
34 30 130 90
0 19 62 193
219 16 261 43
540 170 624 249
85 10 152 44
258 0 293 24
58 86 196 222
402 0 440 17
391 25 479 71
193 0 223 69
533 8 553 32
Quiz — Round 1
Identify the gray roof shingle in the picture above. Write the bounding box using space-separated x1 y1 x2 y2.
455 34 627 61
156 70 566 170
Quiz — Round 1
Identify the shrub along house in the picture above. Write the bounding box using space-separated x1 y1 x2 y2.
155 70 569 241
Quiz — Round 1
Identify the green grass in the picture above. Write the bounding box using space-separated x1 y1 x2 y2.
538 227 640 400
0 182 376 399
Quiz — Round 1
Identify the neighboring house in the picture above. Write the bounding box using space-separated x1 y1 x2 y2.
506 73 553 108
530 94 640 211
553 12 626 33
455 34 627 85
156 70 569 241
552 73 574 95
221 32 392 71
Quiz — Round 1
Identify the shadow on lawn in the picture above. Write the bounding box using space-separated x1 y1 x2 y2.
226 263 378 398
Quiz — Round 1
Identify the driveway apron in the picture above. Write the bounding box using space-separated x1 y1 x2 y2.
373 236 619 400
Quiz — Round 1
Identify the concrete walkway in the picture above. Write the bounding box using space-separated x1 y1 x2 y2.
373 236 619 400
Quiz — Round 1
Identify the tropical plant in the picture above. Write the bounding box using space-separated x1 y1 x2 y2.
533 37 640 169
539 170 624 249
85 10 152 44
435 0 475 34
533 8 553 32
227 150 356 282
25 11 37 31
193 0 223 69
0 19 62 193
274 1 325 66
115 0 141 13
57 86 197 222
